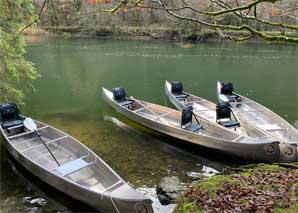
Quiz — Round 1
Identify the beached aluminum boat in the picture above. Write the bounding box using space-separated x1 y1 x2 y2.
217 81 298 146
102 87 297 162
0 103 153 213
165 81 269 139
165 81 297 162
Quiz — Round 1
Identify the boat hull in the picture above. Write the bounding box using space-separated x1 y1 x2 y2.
216 81 298 162
164 81 297 163
0 121 152 212
103 88 288 162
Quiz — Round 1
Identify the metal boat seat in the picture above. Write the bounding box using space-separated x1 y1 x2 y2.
2 120 24 129
56 158 89 176
119 100 134 107
216 103 240 128
257 124 283 131
181 106 203 132
218 119 240 128
0 103 24 131
227 94 240 102
175 94 188 101
184 123 202 132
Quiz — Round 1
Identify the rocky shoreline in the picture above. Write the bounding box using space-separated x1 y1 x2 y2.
174 163 298 213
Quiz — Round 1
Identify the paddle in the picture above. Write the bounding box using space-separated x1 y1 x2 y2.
24 118 60 166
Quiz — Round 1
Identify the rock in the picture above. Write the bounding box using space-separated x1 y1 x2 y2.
201 166 219 177
156 176 185 205
186 172 206 181
29 198 47 206
21 196 32 203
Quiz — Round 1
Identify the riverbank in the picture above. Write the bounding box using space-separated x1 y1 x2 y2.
41 25 219 42
33 26 297 43
175 163 298 213
23 28 52 43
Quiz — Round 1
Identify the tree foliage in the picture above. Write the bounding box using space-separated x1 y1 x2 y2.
0 0 40 104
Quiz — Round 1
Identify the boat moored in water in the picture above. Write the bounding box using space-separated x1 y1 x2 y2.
0 103 153 213
217 81 298 145
102 87 297 162
165 81 297 162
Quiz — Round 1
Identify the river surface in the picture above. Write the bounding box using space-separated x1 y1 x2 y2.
1 38 297 212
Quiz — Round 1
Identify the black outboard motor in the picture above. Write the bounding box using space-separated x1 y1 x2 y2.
181 106 203 132
171 81 183 95
0 103 24 132
171 81 188 101
112 87 134 108
221 82 241 103
112 87 126 103
221 82 234 95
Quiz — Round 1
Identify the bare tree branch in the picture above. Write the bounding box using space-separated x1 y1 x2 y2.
16 0 48 37
158 0 298 43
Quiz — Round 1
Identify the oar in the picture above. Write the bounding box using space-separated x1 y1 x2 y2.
24 118 60 166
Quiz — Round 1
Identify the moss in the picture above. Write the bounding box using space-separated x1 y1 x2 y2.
274 204 298 213
239 171 251 177
175 202 201 213
254 164 286 172
195 175 239 197
177 163 298 212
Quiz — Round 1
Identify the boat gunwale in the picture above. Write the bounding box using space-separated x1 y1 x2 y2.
0 117 134 200
103 87 278 145
216 81 298 143
164 81 273 142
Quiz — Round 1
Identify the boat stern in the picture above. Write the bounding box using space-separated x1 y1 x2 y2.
109 184 153 213
217 81 229 103
279 143 298 163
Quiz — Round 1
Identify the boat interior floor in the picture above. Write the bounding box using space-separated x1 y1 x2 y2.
128 100 240 142
233 102 298 142
4 123 121 193
180 97 245 135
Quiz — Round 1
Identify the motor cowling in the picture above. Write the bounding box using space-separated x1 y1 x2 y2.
171 81 183 95
112 87 126 102
221 82 234 95
0 103 20 123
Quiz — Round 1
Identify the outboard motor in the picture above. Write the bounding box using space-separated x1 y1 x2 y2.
221 82 234 95
171 81 188 101
112 87 126 103
0 103 24 132
112 87 134 108
171 81 183 95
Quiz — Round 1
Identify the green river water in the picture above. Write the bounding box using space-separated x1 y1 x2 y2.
1 38 297 212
